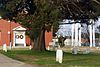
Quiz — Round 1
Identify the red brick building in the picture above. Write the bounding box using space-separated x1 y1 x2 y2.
0 19 53 47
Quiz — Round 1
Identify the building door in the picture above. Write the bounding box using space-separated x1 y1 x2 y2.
15 32 25 46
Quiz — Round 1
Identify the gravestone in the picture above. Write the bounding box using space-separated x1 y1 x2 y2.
64 39 71 46
29 45 32 50
72 47 78 54
9 42 12 49
56 49 63 63
3 43 7 52
47 46 50 50
83 48 90 54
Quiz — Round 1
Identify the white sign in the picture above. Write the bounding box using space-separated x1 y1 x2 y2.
29 45 32 50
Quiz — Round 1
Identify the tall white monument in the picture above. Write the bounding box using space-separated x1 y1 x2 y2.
79 23 81 46
92 20 95 47
71 23 75 46
89 19 95 47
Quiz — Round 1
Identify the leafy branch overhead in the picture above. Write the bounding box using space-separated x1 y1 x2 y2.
51 0 100 19
0 0 100 38
0 0 100 21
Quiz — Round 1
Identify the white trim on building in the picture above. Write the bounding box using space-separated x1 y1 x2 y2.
13 26 26 47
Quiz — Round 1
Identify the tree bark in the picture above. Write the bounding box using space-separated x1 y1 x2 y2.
32 28 46 51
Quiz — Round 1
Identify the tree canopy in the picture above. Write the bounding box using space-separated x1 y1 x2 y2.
0 0 100 51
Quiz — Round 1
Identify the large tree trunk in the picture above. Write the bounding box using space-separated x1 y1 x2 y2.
32 29 46 51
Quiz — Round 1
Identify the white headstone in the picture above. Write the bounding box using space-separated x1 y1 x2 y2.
29 45 32 50
49 42 53 46
64 39 71 46
52 39 58 42
52 42 55 47
47 46 50 50
72 47 78 54
96 47 99 50
83 48 90 54
0 16 2 19
55 39 58 42
56 49 63 63
3 43 7 52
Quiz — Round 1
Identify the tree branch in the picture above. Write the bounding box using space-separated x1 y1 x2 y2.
67 4 73 16
71 2 83 13
93 0 100 5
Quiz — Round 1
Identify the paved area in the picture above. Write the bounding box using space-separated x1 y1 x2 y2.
0 54 34 67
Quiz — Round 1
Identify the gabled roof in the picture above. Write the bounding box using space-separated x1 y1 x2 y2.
13 26 26 31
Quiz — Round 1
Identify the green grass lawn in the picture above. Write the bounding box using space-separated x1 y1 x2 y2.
0 50 100 67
